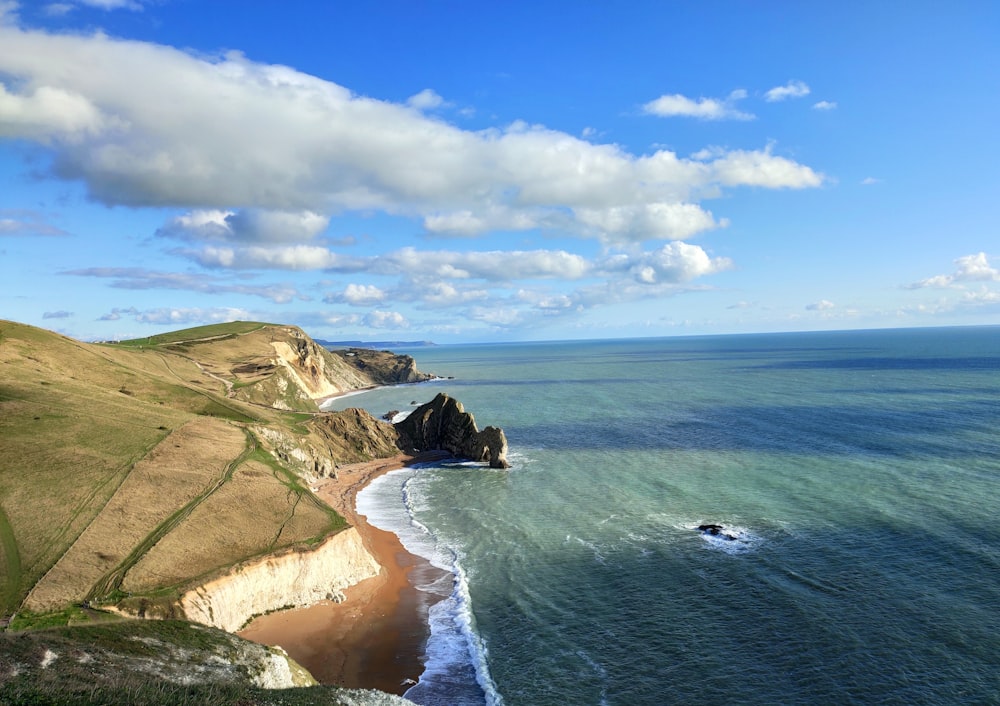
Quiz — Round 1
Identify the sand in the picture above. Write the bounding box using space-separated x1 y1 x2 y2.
238 451 450 695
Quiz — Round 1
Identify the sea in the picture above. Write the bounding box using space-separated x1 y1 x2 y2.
325 326 1000 705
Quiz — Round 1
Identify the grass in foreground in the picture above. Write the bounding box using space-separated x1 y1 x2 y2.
0 620 410 705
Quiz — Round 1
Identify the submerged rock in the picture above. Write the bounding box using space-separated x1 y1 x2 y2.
395 393 510 468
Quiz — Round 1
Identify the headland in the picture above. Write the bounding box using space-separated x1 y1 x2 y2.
0 319 507 702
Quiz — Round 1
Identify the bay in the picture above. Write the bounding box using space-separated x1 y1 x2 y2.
331 327 1000 705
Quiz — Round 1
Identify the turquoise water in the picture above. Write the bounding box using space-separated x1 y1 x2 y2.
336 327 1000 705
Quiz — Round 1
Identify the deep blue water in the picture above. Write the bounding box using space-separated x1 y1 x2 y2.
336 327 1000 705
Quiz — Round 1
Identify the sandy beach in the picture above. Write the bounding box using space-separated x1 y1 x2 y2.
238 451 450 695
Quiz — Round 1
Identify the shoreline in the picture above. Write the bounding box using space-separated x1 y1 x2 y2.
315 376 448 411
238 450 451 695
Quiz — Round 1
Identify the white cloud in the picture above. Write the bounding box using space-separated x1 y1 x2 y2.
707 146 824 189
516 289 575 311
861 177 881 185
326 283 387 306
77 0 144 9
184 244 364 271
401 280 490 308
377 247 592 281
574 202 723 241
156 210 233 241
0 1 18 23
0 26 824 245
907 252 1000 289
63 266 301 302
806 299 835 311
406 88 444 110
812 100 837 111
960 286 1000 307
44 4 74 16
110 306 255 325
320 312 361 327
0 83 109 140
764 80 810 102
157 209 329 243
599 241 733 284
953 253 1000 281
99 306 138 321
226 210 329 242
364 310 408 329
642 89 754 121
468 305 526 328
0 209 69 236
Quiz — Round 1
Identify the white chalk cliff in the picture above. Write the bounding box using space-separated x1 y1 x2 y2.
180 528 380 633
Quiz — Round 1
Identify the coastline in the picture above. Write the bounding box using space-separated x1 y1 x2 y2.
238 451 451 695
315 375 447 411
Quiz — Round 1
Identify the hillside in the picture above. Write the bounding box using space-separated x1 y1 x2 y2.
0 320 434 626
0 619 415 705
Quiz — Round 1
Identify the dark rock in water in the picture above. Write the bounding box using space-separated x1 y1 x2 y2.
698 524 738 541
395 392 510 468
382 410 400 421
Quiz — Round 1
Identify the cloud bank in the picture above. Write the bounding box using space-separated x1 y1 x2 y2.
0 23 823 247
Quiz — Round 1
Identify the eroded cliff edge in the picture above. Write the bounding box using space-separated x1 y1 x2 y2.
180 528 380 633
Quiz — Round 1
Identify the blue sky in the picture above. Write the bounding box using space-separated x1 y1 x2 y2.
1 0 998 343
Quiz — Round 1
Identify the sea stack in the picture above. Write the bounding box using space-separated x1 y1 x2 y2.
395 393 510 468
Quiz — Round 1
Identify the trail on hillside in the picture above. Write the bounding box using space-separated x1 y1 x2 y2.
87 429 258 603
0 503 22 617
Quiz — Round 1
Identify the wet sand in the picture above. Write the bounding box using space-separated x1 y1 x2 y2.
239 451 450 694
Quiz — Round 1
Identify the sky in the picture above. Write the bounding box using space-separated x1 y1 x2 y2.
1 1 998 343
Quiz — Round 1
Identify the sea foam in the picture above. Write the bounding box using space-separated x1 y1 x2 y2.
357 468 502 706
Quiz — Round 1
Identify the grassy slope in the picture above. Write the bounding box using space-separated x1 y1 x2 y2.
0 619 412 705
113 321 270 347
0 320 392 624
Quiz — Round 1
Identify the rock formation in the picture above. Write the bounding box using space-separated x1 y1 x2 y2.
394 393 510 469
697 524 738 541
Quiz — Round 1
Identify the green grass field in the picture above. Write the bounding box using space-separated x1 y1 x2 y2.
112 321 270 348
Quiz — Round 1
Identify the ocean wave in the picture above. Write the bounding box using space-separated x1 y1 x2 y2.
566 535 608 565
357 469 502 706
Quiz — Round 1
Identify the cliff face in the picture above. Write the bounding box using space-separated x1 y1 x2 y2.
254 407 403 480
330 347 436 386
395 393 510 469
221 326 432 412
179 528 379 633
229 327 374 411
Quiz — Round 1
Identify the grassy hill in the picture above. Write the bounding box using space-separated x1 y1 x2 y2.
0 619 414 705
0 320 421 628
